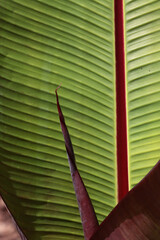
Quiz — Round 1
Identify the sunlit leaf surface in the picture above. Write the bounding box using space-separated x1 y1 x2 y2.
124 0 160 188
0 0 159 239
0 0 116 239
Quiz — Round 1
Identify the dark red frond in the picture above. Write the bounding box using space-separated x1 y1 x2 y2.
91 161 160 240
55 87 99 240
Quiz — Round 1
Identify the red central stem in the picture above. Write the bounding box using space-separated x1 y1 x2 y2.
115 0 129 201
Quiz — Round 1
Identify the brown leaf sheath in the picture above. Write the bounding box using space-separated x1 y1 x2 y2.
55 87 99 240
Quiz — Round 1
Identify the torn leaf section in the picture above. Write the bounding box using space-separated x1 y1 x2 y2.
55 87 99 240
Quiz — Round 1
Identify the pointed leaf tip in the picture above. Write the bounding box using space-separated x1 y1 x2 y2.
55 86 77 173
55 83 62 94
55 89 99 240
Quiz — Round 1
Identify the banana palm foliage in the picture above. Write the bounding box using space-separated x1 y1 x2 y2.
0 0 160 239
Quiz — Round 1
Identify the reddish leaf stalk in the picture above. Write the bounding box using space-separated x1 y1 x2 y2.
55 87 99 240
115 0 129 201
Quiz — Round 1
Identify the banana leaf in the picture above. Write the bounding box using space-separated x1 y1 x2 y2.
0 0 160 239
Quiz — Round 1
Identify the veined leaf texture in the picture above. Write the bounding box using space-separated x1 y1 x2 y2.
0 0 160 239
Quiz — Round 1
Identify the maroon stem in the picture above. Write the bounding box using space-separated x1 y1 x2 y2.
115 0 129 201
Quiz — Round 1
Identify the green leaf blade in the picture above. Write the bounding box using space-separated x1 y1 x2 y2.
0 0 116 239
124 0 160 188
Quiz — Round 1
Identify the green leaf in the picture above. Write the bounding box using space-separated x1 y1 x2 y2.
0 0 160 239
124 0 160 188
0 0 116 239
